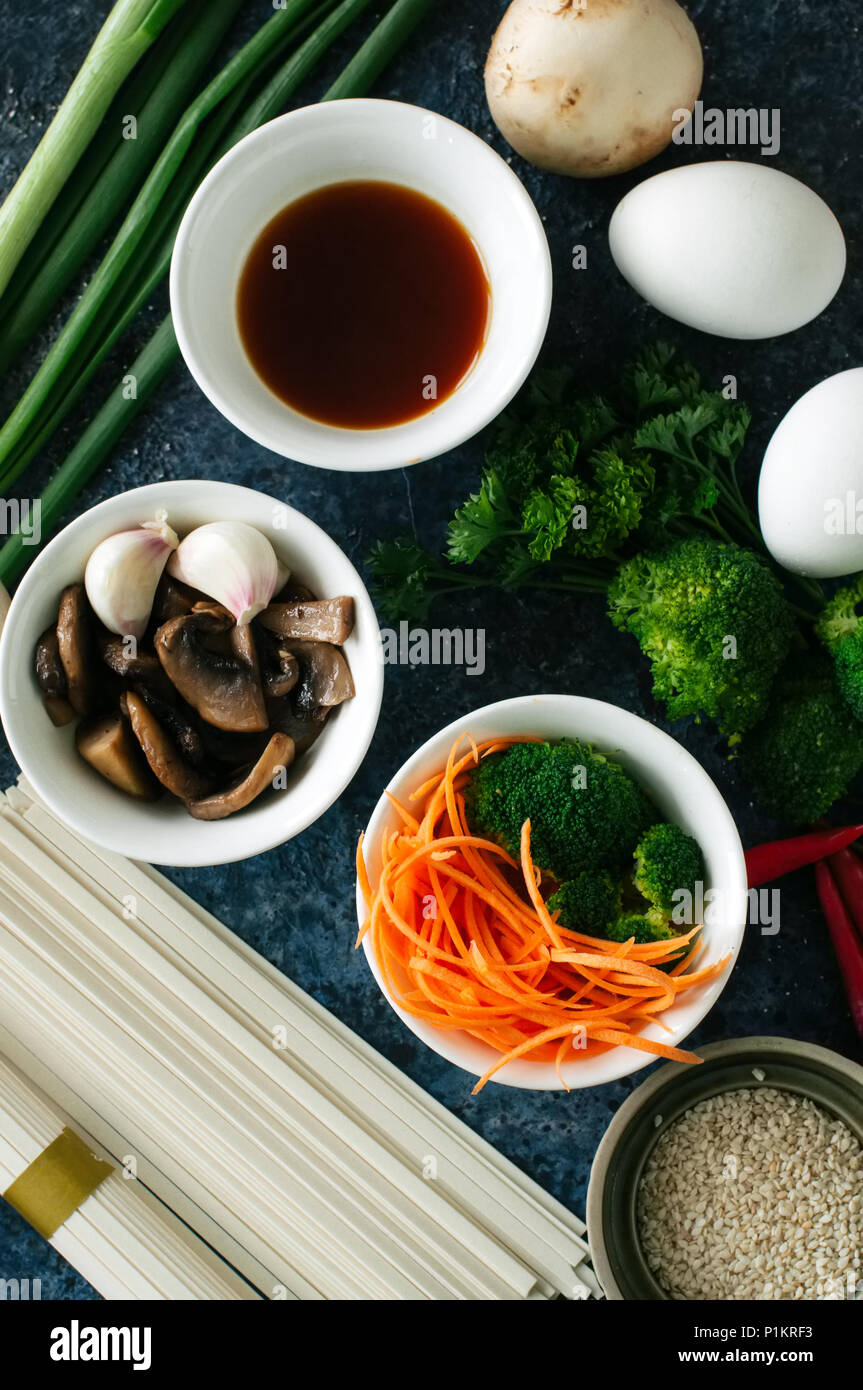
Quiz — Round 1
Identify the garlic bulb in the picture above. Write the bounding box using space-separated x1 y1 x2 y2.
85 513 179 640
167 521 279 625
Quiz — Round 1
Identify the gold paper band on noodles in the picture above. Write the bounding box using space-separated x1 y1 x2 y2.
3 1126 113 1238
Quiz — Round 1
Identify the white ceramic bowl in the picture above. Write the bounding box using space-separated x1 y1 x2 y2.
0 481 383 867
170 99 552 471
356 695 747 1090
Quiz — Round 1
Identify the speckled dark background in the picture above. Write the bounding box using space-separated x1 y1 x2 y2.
0 0 861 1300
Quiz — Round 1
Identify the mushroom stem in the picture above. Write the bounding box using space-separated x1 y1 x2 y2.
188 733 295 820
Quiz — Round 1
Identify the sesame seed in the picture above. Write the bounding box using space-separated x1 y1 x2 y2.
636 1088 862 1300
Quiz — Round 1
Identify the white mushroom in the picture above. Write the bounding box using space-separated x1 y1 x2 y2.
485 0 703 178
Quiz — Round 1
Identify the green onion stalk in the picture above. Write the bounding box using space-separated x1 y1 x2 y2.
0 0 190 298
0 0 434 588
0 0 245 371
0 0 329 482
0 2 193 325
1 70 262 482
0 0 349 485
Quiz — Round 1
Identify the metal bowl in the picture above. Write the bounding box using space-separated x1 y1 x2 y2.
586 1036 863 1300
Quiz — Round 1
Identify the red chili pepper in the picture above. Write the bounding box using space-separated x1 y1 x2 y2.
745 824 863 887
815 860 863 1041
828 848 863 944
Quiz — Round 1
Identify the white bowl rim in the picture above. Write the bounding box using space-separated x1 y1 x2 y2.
170 98 553 472
356 694 747 1091
0 480 384 867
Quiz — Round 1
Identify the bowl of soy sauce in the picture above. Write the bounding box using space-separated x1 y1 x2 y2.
170 99 552 472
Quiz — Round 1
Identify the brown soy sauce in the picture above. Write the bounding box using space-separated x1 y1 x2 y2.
236 180 491 430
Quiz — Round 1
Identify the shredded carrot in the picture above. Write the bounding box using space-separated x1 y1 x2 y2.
357 733 730 1092
384 790 421 834
520 821 565 952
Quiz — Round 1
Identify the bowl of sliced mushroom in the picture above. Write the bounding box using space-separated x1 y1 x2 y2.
0 481 384 866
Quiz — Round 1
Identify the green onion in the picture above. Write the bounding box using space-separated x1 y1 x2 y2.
0 319 180 590
0 0 190 299
0 0 342 488
323 0 433 100
0 0 244 373
0 0 434 588
0 72 260 485
227 0 378 141
1 36 164 323
0 1 211 326
0 0 328 485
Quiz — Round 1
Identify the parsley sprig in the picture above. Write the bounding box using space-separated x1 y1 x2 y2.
368 344 816 624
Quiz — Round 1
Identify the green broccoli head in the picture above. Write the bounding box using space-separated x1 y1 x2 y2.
832 631 863 723
467 740 655 882
815 574 863 720
546 871 622 935
739 659 863 824
604 913 677 946
608 538 794 735
633 822 705 916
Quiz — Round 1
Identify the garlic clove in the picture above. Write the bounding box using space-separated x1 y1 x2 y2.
167 521 279 626
275 556 292 595
85 512 179 641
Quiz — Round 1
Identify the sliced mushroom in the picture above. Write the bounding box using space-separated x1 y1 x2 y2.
258 597 354 645
76 712 159 799
255 625 300 699
43 695 77 727
123 691 211 802
195 721 271 771
57 583 97 716
268 699 329 756
97 631 175 700
132 688 207 769
188 732 295 821
228 618 257 666
154 608 268 733
192 598 230 618
266 648 299 699
289 640 355 710
150 573 201 627
272 577 316 604
190 602 273 675
36 627 66 694
35 627 76 726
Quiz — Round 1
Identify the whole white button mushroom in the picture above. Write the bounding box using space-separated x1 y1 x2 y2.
484 0 703 178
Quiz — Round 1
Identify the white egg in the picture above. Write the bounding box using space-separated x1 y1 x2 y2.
608 162 846 339
758 369 863 578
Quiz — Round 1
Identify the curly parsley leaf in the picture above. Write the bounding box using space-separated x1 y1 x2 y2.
366 539 438 625
447 469 515 564
522 475 582 562
366 344 759 621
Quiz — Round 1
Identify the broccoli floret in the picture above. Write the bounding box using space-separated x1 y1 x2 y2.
547 871 622 935
739 660 863 823
467 740 654 881
634 823 705 916
834 634 863 721
815 573 863 720
608 538 794 735
604 913 676 946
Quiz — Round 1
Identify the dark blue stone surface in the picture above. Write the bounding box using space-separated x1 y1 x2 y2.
0 0 860 1300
